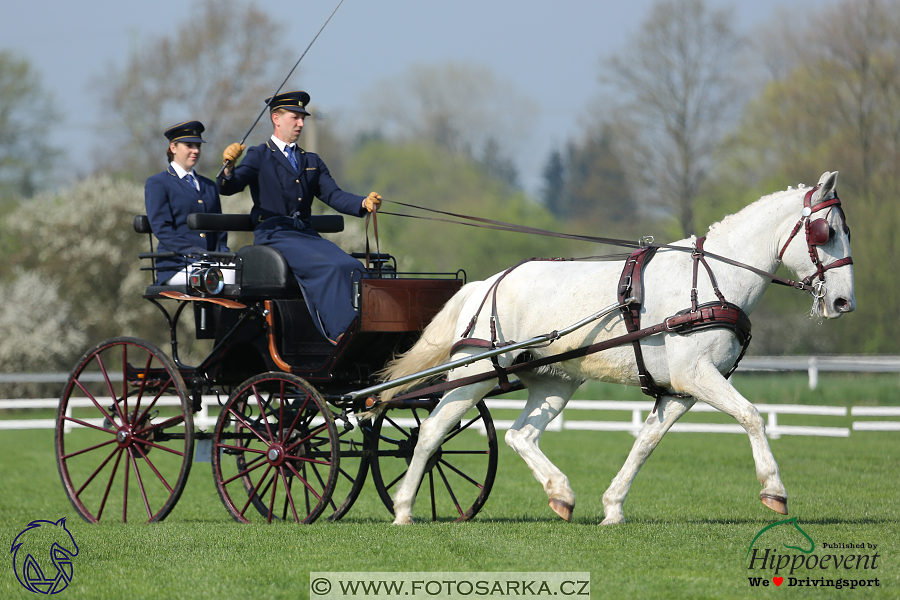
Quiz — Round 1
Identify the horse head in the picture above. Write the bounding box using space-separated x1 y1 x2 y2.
778 171 856 319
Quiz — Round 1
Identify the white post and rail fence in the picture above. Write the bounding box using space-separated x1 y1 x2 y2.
1 356 898 437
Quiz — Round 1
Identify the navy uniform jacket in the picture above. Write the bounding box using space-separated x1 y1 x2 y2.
217 139 366 224
145 165 228 284
217 139 367 341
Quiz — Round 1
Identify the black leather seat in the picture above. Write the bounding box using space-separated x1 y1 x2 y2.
233 245 301 298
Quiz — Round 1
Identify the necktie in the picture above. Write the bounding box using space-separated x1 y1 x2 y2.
184 173 198 191
285 145 299 172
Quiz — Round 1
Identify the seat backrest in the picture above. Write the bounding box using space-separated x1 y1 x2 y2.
234 245 300 297
186 213 344 233
134 214 345 235
134 215 152 234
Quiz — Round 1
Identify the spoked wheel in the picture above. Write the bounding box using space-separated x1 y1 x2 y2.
369 400 498 522
326 411 371 521
212 373 339 523
55 337 194 524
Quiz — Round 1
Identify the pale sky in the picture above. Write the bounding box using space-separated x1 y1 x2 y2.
2 0 830 196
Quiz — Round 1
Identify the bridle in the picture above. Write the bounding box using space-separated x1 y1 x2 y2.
777 185 853 313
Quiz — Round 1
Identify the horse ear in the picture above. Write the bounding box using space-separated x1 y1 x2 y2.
815 171 839 201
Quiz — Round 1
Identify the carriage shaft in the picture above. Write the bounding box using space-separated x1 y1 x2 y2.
341 298 632 401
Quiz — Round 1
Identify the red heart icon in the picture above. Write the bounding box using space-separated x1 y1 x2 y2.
773 577 784 586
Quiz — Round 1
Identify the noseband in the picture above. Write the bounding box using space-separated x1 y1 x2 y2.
777 185 853 293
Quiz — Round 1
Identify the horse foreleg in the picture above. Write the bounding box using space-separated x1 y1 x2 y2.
675 361 788 515
505 374 581 521
390 381 494 525
601 395 695 525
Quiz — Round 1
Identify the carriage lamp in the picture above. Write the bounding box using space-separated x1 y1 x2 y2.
189 266 225 295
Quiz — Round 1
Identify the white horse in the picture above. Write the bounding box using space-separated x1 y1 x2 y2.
378 171 855 525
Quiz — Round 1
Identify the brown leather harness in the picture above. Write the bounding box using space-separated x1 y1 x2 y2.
615 238 752 409
378 185 852 408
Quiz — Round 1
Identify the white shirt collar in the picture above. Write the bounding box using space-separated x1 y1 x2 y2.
170 161 196 180
271 135 296 154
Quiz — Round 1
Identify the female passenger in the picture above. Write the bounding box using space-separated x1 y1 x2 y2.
144 121 234 285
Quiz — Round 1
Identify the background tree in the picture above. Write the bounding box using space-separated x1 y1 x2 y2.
366 62 537 187
600 0 744 237
344 140 578 280
0 176 193 375
540 148 566 217
0 50 59 202
539 123 642 243
567 125 636 224
99 0 297 181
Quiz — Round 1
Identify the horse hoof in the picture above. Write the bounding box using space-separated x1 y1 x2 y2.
760 493 788 515
392 513 414 525
549 498 574 522
600 516 624 526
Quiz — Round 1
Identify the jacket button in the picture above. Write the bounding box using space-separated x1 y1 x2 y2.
200 233 206 238
197 199 204 204
295 179 300 184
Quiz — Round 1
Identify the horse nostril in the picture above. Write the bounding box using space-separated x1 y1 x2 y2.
834 298 854 313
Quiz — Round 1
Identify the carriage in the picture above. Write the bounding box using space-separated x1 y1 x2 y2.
54 212 499 524
54 171 855 526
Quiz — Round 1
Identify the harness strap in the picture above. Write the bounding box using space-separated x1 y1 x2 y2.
387 302 750 405
616 247 671 406
458 257 571 355
364 205 381 272
456 258 565 388
692 237 727 310
460 258 534 339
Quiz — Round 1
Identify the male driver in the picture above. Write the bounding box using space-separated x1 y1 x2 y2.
218 91 381 342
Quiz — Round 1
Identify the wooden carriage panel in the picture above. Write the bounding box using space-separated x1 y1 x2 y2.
360 278 463 332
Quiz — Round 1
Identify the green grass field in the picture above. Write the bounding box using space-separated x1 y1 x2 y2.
1 373 898 599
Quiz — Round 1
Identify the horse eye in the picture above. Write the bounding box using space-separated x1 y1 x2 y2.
829 226 836 240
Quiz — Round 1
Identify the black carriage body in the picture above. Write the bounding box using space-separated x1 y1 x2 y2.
137 214 464 398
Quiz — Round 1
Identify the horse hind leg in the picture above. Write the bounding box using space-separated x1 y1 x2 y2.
601 395 695 525
390 379 495 525
506 373 581 522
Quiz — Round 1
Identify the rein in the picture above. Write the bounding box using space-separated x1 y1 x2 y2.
375 198 845 296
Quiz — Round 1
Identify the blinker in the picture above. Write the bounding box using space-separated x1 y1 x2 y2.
808 218 831 246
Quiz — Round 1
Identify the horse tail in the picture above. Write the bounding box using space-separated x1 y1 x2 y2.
372 281 481 408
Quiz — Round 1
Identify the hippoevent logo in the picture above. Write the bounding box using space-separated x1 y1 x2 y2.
745 517 881 590
11 518 79 594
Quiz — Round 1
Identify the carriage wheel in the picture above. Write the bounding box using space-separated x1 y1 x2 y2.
326 411 371 521
211 373 339 523
55 337 194 524
368 400 498 522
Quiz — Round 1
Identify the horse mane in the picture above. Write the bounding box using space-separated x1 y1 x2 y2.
705 185 806 239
